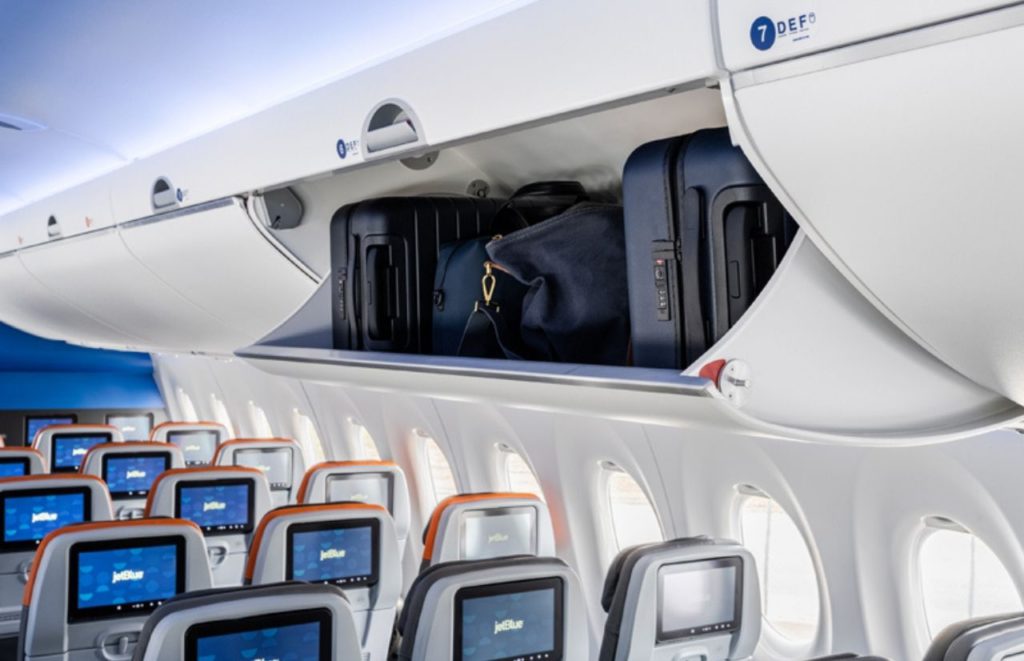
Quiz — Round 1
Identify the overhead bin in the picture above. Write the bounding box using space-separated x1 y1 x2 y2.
3 197 316 353
721 4 1024 407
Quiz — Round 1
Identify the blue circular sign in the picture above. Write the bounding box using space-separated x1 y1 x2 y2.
750 16 776 51
336 138 347 160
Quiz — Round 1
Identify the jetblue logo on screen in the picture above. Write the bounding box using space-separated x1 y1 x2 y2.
488 532 509 544
203 500 226 512
320 548 347 561
254 657 281 661
349 493 370 502
72 447 88 457
750 12 816 51
126 470 146 479
256 465 270 473
112 569 144 584
31 511 57 524
185 444 201 452
494 618 524 634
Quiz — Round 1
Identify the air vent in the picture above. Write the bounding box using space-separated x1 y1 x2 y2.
0 113 46 133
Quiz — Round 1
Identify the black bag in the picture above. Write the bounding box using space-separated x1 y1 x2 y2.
431 182 589 359
329 197 501 353
487 202 631 366
622 128 797 370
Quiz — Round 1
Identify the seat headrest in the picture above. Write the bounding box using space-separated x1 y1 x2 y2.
298 460 412 542
20 518 213 660
79 442 184 500
132 582 363 661
214 438 306 493
150 422 229 466
144 466 273 535
397 555 589 661
598 536 761 661
923 613 1024 661
244 502 401 611
0 447 45 476
31 424 124 473
421 492 555 567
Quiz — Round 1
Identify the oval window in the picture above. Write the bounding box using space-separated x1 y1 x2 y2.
737 488 821 642
422 433 458 506
292 409 326 464
176 388 198 422
919 521 1022 637
349 420 381 460
500 446 544 500
606 465 663 551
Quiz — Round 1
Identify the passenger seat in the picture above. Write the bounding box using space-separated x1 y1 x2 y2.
0 447 45 477
150 421 229 466
397 555 590 660
214 438 306 506
421 492 555 571
79 441 184 520
298 459 412 558
245 502 401 661
132 582 363 661
0 475 113 648
32 424 123 473
19 518 211 661
145 466 272 586
923 613 1024 660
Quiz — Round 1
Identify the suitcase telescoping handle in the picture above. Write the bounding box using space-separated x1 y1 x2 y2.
365 246 394 342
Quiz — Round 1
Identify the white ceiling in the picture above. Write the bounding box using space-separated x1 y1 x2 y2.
0 0 524 216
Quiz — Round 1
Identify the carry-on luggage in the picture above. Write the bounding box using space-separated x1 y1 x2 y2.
330 197 502 353
622 127 797 370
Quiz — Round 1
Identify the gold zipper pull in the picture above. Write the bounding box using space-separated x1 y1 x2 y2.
482 261 497 307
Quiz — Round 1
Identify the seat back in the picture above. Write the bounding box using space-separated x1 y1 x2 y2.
599 537 761 661
20 518 212 661
150 422 229 467
145 466 273 586
397 555 589 661
421 492 555 570
214 438 306 506
924 613 1024 661
132 582 363 661
80 442 184 520
0 447 45 477
245 502 401 661
298 460 411 555
0 475 113 637
33 424 123 474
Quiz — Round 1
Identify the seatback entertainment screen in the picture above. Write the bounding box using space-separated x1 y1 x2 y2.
25 415 76 445
234 448 292 490
0 457 30 478
102 453 170 499
0 486 91 551
167 430 221 466
326 472 393 512
68 536 185 622
657 557 743 642
106 414 153 441
460 506 537 561
176 480 254 535
286 519 379 587
455 577 563 661
185 609 331 661
51 433 112 472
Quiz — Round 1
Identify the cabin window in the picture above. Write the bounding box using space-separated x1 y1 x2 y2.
248 401 273 437
292 409 326 464
176 388 198 422
421 432 458 506
349 419 382 460
605 463 663 550
499 444 544 500
737 486 821 642
918 519 1022 637
210 394 233 435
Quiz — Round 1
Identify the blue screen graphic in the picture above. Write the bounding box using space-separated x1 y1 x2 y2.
291 526 373 584
461 588 556 661
104 455 167 496
27 417 74 443
3 492 87 542
0 460 27 478
76 544 179 611
179 484 250 531
196 620 321 661
53 436 108 470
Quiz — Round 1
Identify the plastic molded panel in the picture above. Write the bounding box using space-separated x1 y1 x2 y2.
726 10 1024 407
120 198 316 345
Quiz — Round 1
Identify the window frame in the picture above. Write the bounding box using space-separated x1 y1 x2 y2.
602 461 664 556
497 443 544 500
418 430 458 510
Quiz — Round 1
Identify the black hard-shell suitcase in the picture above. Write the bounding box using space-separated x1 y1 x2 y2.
622 128 797 370
330 197 502 353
